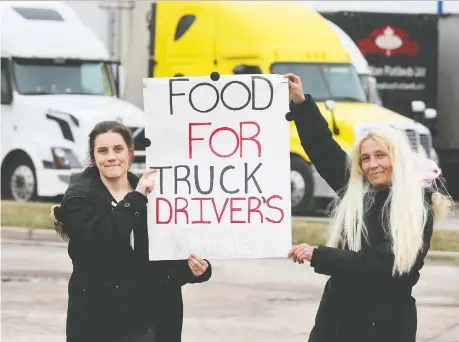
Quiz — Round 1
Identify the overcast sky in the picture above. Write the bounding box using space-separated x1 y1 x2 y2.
301 1 459 14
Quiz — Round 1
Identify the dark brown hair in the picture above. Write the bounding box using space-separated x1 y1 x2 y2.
88 121 134 165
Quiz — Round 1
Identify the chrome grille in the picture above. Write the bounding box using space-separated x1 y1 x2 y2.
420 134 431 158
404 129 419 152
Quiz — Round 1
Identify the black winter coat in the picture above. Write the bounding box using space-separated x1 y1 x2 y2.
55 166 212 342
286 95 434 342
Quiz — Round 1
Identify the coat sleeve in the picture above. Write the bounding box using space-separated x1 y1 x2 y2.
62 191 148 246
310 209 434 277
172 259 213 286
155 259 212 287
286 95 349 195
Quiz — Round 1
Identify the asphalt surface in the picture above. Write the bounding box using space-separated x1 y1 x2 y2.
1 239 459 342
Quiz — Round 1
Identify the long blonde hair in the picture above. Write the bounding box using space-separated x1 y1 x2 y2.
326 126 454 276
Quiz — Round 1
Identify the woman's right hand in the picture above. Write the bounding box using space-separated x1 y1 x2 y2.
135 169 157 196
283 73 306 104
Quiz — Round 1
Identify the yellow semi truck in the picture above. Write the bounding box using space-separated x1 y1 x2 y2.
147 1 432 215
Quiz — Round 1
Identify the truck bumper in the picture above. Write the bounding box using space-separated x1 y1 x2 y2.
36 169 76 197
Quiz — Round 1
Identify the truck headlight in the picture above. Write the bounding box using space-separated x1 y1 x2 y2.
51 148 81 169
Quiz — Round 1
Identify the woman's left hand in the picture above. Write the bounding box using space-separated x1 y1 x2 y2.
188 253 208 277
288 243 315 264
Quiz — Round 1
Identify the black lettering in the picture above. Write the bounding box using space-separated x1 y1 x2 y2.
251 76 273 110
149 166 172 194
220 165 239 194
194 165 214 195
174 165 191 194
189 82 219 113
221 81 251 111
169 78 189 115
245 163 262 193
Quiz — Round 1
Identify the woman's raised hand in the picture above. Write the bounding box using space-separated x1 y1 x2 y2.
283 73 306 104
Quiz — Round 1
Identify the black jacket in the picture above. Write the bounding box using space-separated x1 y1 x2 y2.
286 95 435 342
55 166 211 342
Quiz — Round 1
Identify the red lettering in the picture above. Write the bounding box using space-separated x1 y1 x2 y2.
240 121 261 158
209 127 239 158
188 122 211 159
174 197 189 224
212 198 229 223
247 196 263 223
230 197 246 223
265 195 284 223
156 197 173 224
191 197 212 224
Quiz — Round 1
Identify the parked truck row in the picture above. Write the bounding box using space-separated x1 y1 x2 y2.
0 1 444 213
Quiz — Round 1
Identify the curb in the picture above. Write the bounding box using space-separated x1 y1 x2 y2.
293 216 459 232
1 226 63 243
2 226 459 259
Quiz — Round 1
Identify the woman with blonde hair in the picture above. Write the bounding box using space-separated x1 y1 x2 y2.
284 73 453 342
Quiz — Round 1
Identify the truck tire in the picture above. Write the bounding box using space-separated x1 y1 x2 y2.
290 156 314 216
3 154 37 201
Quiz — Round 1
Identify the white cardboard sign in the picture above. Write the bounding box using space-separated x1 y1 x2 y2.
142 74 291 260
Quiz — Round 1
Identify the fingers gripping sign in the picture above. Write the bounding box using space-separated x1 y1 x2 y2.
288 243 315 264
188 253 209 277
283 73 306 104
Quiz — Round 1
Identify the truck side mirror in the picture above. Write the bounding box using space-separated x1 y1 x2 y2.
411 100 426 113
1 84 13 105
325 100 337 111
424 108 437 120
325 100 340 135
118 64 125 99
1 58 13 105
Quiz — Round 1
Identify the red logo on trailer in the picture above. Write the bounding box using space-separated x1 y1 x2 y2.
357 26 419 57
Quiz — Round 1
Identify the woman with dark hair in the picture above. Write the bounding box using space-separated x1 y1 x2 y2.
51 121 212 342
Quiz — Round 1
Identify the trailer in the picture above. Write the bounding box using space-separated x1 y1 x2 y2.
323 10 459 198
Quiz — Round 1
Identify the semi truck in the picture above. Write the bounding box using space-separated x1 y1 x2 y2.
325 18 439 165
1 1 147 201
323 10 459 198
146 1 438 214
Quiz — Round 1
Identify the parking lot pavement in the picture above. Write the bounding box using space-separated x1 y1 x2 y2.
2 239 458 342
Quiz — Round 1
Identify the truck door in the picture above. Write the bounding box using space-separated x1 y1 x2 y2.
150 1 217 77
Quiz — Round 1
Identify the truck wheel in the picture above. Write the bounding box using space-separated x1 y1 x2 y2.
290 156 314 216
3 155 37 201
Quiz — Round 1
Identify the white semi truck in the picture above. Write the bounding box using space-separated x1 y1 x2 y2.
1 1 147 201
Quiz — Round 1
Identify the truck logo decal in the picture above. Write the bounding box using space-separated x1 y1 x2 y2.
358 26 419 57
46 114 74 142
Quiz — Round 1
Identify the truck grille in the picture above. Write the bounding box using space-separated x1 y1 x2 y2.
404 129 419 152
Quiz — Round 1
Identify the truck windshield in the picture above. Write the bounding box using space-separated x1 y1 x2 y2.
271 63 366 102
12 58 114 96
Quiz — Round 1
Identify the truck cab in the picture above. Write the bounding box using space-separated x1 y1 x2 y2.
149 1 439 215
1 1 146 201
